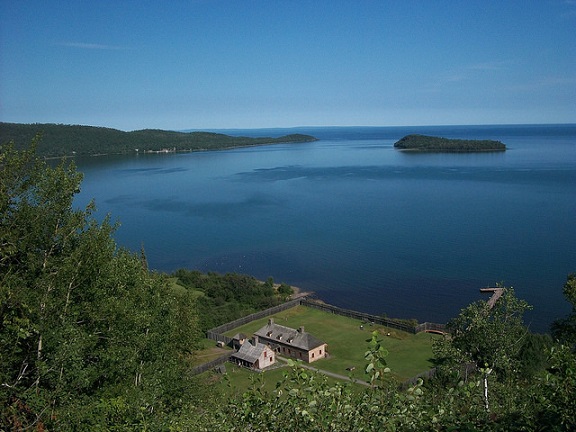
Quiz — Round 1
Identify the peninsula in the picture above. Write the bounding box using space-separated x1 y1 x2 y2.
394 134 506 152
0 122 318 158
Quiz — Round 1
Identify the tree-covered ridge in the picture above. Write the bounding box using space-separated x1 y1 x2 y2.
0 122 318 158
394 134 506 152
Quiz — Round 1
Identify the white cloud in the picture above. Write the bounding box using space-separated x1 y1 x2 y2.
506 75 576 92
56 42 128 50
466 61 510 71
423 60 512 93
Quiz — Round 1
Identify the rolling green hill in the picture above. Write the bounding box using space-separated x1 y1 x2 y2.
0 122 318 157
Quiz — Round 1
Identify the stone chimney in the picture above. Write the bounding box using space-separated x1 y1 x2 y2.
268 318 274 325
253 335 259 345
298 326 305 333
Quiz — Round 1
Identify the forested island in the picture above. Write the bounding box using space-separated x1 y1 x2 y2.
394 134 506 152
0 122 318 158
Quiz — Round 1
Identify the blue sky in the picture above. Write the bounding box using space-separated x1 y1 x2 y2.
1 1 575 131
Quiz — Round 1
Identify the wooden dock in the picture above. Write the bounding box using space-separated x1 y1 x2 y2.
480 287 505 309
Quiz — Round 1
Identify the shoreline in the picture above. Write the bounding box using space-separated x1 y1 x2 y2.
288 284 316 300
269 282 315 301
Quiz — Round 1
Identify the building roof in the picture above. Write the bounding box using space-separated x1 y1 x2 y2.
231 340 269 364
254 320 326 351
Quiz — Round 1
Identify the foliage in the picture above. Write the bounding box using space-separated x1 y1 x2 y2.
0 122 317 158
517 332 553 377
535 344 576 430
364 330 391 386
195 346 489 430
433 286 532 379
551 273 576 348
0 140 202 429
172 269 285 331
394 134 506 152
277 282 294 300
427 284 576 430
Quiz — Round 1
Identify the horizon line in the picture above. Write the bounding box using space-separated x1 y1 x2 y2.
2 120 575 133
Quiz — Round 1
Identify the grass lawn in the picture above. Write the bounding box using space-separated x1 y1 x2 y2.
221 305 440 382
168 277 204 299
191 338 232 367
202 360 362 398
205 363 288 397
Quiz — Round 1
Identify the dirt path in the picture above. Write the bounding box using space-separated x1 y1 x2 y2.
277 356 370 387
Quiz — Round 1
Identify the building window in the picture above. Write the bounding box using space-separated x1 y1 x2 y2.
312 352 315 358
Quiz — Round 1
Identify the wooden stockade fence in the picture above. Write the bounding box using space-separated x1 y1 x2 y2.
205 333 234 346
206 298 303 342
192 352 234 376
205 297 446 347
199 297 448 382
300 299 447 335
195 290 519 389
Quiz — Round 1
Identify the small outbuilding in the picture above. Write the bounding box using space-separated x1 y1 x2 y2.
231 332 248 350
230 336 275 370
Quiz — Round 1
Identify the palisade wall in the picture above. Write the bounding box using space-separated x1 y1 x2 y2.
205 297 446 344
191 352 235 376
205 298 303 343
199 297 446 378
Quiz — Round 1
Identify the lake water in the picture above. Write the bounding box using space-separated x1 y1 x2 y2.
74 124 576 331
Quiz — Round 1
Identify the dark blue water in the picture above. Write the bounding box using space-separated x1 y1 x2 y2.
74 125 576 331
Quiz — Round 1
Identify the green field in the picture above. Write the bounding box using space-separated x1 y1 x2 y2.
206 362 351 399
217 305 440 382
191 338 233 367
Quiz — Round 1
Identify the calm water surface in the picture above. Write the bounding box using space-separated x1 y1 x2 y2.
74 125 576 331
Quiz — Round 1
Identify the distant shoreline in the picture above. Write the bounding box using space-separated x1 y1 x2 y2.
0 121 318 158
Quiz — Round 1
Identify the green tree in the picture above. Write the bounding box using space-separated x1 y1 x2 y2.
278 282 294 300
517 332 552 377
430 287 538 426
434 286 531 379
536 344 576 430
0 140 201 429
535 273 576 430
551 273 576 348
